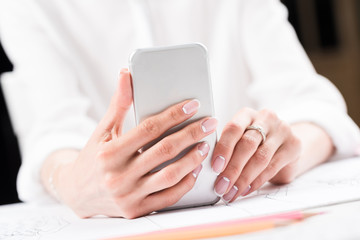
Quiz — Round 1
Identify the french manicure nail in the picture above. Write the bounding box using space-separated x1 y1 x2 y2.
214 177 230 197
192 164 203 178
198 142 210 156
212 156 225 174
240 185 251 196
119 68 128 74
223 185 239 203
183 99 200 115
201 118 218 133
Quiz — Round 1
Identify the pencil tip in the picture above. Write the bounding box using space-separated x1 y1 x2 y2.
275 211 325 227
303 212 325 219
275 219 300 227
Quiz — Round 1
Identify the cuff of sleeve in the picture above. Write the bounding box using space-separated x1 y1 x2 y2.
277 102 360 160
17 131 92 204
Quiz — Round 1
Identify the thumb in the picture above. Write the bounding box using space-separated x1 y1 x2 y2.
99 68 133 137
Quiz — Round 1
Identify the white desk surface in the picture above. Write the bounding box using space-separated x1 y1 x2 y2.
1 157 360 240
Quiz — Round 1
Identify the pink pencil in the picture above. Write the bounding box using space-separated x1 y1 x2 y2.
106 210 323 240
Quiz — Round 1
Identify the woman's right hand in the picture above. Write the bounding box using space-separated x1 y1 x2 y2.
52 69 217 219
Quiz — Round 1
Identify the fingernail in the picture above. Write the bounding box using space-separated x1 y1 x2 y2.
223 185 238 203
240 185 251 196
198 142 210 157
183 99 200 115
214 177 230 197
201 118 218 133
119 68 128 74
212 156 225 174
192 164 203 178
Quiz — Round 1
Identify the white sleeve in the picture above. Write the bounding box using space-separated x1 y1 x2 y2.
0 1 97 202
240 0 360 159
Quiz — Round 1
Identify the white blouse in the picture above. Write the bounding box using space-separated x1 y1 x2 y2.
0 0 359 203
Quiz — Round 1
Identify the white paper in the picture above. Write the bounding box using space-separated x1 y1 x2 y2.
1 157 360 240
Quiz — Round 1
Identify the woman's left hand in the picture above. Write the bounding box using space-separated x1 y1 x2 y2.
211 108 302 203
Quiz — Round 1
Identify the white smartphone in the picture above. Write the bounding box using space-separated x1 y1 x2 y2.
129 43 219 211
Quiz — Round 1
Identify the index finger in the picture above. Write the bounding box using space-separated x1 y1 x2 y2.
120 99 201 153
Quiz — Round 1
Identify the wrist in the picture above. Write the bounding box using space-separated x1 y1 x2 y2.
290 122 334 173
55 158 76 205
41 149 79 203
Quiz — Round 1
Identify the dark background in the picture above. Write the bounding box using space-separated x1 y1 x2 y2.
0 40 20 205
0 0 359 205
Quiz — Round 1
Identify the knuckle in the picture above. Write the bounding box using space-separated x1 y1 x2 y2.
224 121 243 133
279 120 290 133
96 149 107 162
96 145 117 170
256 169 274 187
157 140 176 157
183 176 196 191
258 175 268 186
217 141 233 152
251 177 266 192
241 134 259 149
239 175 251 185
103 172 120 192
226 164 242 179
160 169 179 186
165 177 195 207
188 125 202 141
250 179 261 191
96 143 114 160
96 151 109 170
103 171 132 196
260 108 277 120
189 149 202 165
141 118 160 137
164 194 180 207
168 107 182 121
266 163 278 176
254 146 271 165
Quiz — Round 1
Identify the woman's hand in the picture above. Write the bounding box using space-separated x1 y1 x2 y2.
211 107 334 204
43 69 218 219
211 108 302 203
